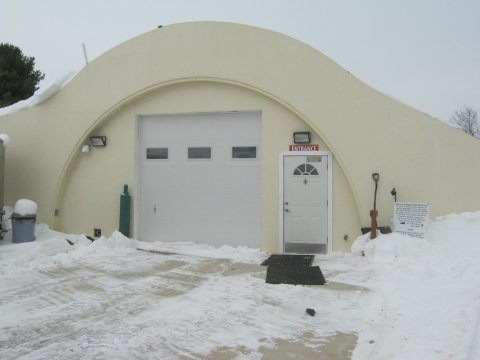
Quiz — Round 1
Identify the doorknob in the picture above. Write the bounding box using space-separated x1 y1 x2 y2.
154 204 157 213
284 208 289 212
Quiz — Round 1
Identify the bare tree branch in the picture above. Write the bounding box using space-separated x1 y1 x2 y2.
450 106 479 138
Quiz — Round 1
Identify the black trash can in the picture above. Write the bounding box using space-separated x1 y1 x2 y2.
11 214 36 243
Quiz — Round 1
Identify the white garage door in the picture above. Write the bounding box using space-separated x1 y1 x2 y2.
137 111 261 248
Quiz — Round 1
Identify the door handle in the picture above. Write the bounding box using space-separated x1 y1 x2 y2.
154 205 157 213
284 208 289 212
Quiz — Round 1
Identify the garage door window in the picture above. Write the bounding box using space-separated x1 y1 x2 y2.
188 147 211 159
147 148 168 160
232 146 257 159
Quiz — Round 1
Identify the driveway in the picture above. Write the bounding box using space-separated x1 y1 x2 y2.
0 240 368 359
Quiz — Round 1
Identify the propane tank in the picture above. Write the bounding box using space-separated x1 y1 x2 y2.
119 184 131 237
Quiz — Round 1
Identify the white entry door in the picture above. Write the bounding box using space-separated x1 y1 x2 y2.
283 154 329 253
137 111 261 248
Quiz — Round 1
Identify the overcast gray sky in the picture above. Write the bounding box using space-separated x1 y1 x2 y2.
1 0 479 122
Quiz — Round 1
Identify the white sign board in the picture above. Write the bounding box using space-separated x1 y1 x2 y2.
393 202 429 239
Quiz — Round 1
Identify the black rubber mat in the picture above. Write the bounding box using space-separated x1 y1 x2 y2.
266 265 326 285
261 254 315 267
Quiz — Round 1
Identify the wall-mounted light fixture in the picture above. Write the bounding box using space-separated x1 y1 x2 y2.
293 132 311 144
89 136 107 147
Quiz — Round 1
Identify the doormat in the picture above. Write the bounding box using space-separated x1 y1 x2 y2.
266 265 326 285
261 254 314 267
262 254 325 285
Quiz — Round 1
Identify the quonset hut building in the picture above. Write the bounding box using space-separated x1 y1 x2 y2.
1 22 479 253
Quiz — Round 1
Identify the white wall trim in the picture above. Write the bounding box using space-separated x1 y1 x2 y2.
133 115 141 240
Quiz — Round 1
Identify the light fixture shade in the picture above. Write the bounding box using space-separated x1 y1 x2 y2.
90 136 107 147
293 132 311 144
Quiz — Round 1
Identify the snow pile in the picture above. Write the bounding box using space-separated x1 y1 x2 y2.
351 212 480 360
0 227 136 276
13 199 38 216
89 230 138 253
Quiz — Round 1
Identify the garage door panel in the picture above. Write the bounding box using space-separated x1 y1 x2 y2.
143 168 260 195
141 114 260 140
149 194 260 221
138 111 261 247
143 220 260 247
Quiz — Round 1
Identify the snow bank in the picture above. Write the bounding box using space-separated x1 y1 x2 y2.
0 228 137 276
351 211 480 360
13 199 37 216
89 230 138 252
0 235 88 275
351 231 431 266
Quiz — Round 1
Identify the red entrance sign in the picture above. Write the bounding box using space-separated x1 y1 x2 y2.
289 144 319 151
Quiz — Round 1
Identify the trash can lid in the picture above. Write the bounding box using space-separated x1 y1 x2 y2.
12 213 36 219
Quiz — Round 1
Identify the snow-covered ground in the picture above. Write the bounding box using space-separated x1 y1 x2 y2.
1 212 480 359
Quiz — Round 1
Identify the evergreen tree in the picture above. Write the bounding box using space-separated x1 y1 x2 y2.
0 43 45 107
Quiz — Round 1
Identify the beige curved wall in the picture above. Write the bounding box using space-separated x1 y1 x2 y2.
1 21 479 251
58 81 360 252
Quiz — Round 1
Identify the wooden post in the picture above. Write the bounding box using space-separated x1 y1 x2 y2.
370 209 378 239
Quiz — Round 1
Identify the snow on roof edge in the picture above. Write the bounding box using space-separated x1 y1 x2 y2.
0 71 77 117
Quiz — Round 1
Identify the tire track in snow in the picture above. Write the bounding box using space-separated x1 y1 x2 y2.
0 251 208 359
1 249 369 359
